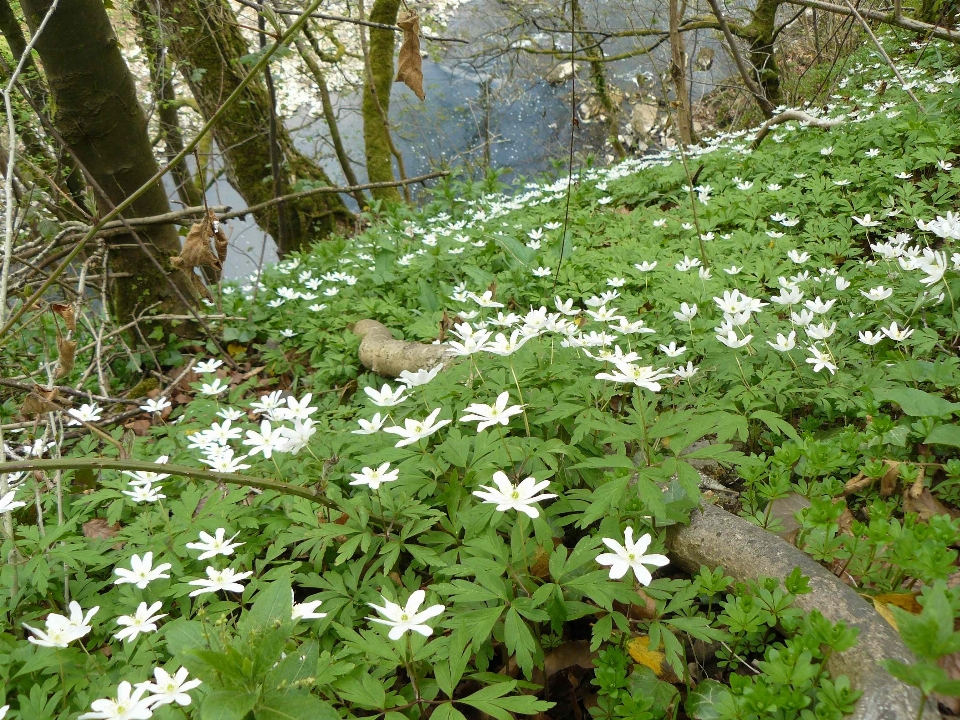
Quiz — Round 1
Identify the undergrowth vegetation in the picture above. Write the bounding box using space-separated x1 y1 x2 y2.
5 31 960 720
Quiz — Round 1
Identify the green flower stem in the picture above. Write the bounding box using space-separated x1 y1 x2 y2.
507 356 531 436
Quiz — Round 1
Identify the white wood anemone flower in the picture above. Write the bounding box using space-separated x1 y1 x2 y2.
596 527 670 586
472 471 557 519
367 589 445 640
459 391 525 432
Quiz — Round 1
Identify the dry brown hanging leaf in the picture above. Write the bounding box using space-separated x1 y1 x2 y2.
50 302 76 332
20 385 59 417
171 213 221 275
55 337 78 380
395 11 425 101
190 272 214 301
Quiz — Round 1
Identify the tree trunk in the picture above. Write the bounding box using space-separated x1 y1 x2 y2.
669 0 694 145
0 0 88 212
571 0 626 160
362 0 402 203
134 0 204 209
155 0 353 256
747 0 782 107
20 0 196 325
293 21 366 207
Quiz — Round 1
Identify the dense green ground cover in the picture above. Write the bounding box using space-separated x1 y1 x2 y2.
5 30 960 720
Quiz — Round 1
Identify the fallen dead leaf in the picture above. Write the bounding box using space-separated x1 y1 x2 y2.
123 418 152 436
880 461 900 497
903 486 960 521
627 635 664 676
83 518 121 540
842 471 873 495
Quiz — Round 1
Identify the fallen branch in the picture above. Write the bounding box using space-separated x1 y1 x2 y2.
219 171 450 221
0 457 331 506
0 378 144 406
784 0 960 43
750 109 843 149
352 319 453 378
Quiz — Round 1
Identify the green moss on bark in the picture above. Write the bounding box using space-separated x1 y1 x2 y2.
363 0 402 203
156 0 353 256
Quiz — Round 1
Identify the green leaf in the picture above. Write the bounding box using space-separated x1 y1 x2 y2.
459 681 553 720
266 641 319 690
750 409 800 441
257 691 339 720
431 704 468 720
872 386 960 418
628 665 678 716
577 475 629 528
503 608 537 677
201 690 257 720
926 424 960 447
239 577 293 637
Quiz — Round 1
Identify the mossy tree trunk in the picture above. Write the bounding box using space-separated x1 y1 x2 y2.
20 0 197 325
362 0 402 203
134 0 203 209
0 0 88 213
669 0 695 144
571 0 626 159
745 0 782 107
155 0 353 256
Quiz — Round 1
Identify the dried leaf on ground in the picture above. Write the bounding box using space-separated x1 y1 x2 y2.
542 640 596 677
627 635 665 675
842 471 873 495
880 460 901 497
903 486 960 521
82 518 121 540
767 492 811 542
395 11 425 101
20 386 59 417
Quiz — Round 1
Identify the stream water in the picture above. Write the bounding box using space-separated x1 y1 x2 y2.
186 0 733 278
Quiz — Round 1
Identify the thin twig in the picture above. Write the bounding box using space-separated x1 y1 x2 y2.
219 171 449 220
839 0 922 108
705 0 775 118
231 0 468 43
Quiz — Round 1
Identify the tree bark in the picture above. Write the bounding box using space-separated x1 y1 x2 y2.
155 0 353 256
570 0 626 160
362 0 402 203
669 0 694 145
747 0 783 106
134 0 204 209
0 0 88 211
20 0 197 325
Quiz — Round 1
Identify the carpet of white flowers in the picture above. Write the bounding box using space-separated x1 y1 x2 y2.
5 31 960 720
